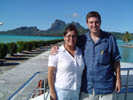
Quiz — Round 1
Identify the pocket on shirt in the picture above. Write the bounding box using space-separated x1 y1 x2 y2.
98 52 111 65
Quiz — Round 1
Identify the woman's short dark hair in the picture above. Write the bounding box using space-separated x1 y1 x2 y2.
64 24 78 36
86 11 101 23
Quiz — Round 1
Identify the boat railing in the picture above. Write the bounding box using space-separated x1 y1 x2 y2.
8 68 133 100
114 68 133 100
8 71 49 100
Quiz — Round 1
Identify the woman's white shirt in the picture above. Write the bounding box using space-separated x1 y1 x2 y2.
48 45 85 90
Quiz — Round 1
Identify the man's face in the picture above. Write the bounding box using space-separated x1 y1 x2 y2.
87 17 101 34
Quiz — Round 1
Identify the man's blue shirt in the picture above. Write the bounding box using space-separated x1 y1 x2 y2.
77 30 121 94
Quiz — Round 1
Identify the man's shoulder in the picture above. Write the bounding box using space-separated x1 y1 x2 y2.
78 34 87 39
76 33 88 49
101 30 116 39
77 34 87 43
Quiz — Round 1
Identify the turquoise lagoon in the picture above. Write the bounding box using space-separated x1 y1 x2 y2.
117 40 133 63
0 35 133 63
0 35 63 43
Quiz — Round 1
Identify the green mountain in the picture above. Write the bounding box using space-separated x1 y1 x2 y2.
0 19 132 40
0 26 40 36
0 19 87 36
40 19 88 36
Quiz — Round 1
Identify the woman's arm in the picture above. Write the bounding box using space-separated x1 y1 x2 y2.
48 67 57 100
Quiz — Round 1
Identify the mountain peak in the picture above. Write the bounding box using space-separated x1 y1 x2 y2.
15 26 39 31
0 19 87 36
50 19 66 30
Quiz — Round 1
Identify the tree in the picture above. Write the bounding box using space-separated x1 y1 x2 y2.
7 42 17 56
122 31 131 42
0 43 8 58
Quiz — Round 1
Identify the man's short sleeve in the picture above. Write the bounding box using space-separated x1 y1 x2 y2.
48 54 58 67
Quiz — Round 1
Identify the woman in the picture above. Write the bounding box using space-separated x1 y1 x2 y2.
48 24 85 100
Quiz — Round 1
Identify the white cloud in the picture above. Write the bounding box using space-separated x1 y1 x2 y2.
72 13 79 18
0 22 4 25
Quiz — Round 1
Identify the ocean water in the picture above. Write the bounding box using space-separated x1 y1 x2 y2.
117 40 133 63
0 35 63 43
0 35 133 63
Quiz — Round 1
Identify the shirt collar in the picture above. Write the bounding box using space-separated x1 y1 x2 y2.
85 31 92 42
60 44 79 53
99 30 107 42
60 45 66 52
85 30 107 42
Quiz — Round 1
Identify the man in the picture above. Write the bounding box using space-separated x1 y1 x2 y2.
77 11 121 100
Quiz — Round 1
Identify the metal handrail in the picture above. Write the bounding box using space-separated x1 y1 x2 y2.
118 68 133 100
8 71 48 100
121 68 133 71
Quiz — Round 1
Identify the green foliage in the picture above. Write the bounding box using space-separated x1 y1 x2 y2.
31 41 40 49
0 43 8 58
17 41 26 52
7 42 17 56
16 39 63 52
122 31 131 42
0 39 64 58
44 39 64 46
24 41 33 51
38 40 45 47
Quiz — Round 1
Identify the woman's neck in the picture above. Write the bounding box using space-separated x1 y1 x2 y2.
64 44 76 57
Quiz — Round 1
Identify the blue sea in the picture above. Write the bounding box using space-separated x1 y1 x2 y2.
0 35 133 63
0 35 63 43
117 40 133 63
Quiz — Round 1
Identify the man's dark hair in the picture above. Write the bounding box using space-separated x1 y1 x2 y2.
86 11 101 23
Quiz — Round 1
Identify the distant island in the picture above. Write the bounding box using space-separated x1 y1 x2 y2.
0 19 133 40
120 45 133 48
0 19 87 36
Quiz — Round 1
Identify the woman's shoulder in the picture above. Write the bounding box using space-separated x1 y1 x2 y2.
58 45 66 52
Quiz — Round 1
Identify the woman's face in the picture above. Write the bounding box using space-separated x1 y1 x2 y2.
64 31 77 48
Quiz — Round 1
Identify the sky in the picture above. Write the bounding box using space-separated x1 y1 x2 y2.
0 0 133 33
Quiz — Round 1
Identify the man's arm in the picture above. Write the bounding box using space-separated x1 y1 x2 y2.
113 61 121 93
50 46 59 55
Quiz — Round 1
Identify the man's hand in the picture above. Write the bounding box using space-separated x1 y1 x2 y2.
50 46 58 55
50 92 57 100
115 79 121 93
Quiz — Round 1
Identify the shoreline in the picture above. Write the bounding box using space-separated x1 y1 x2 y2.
120 45 133 48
